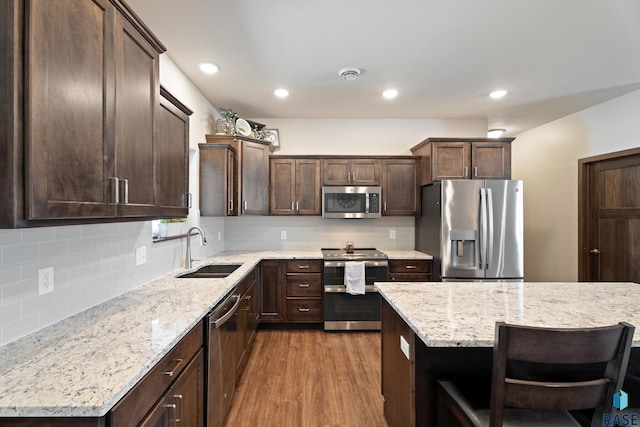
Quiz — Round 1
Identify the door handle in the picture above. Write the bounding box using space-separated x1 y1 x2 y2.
590 248 600 255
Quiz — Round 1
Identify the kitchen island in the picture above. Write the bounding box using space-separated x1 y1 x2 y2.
376 281 640 427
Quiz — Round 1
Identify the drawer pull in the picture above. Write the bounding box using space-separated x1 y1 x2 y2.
161 358 184 377
298 265 310 269
164 403 177 426
405 265 417 269
298 283 311 288
173 394 183 423
298 307 310 312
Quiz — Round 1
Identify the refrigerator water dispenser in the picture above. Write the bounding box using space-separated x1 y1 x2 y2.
449 229 477 269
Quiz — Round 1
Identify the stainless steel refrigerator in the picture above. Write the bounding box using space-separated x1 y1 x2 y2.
416 180 524 281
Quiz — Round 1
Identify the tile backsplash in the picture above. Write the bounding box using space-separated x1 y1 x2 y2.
0 215 413 346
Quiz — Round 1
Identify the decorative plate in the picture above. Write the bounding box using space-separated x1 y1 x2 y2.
235 118 252 136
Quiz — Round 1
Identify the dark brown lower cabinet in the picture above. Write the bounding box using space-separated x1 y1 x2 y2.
259 260 284 323
388 259 433 282
139 349 204 427
381 298 415 427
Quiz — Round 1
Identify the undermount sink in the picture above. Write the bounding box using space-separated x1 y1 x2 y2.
176 264 242 279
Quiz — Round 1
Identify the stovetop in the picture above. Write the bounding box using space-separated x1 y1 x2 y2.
321 248 388 260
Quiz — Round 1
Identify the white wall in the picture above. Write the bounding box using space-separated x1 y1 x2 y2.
252 118 487 155
512 89 640 281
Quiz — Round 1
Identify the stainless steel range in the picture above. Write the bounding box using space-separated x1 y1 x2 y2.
322 248 389 331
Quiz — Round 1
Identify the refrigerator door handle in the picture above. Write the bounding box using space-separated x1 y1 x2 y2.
486 188 494 270
480 188 487 269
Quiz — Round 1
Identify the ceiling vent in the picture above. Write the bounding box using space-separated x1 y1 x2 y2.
338 67 361 81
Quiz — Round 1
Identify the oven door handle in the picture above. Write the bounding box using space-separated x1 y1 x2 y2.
324 285 377 293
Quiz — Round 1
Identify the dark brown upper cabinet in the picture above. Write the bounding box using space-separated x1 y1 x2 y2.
381 158 419 216
322 158 380 186
0 0 167 228
411 137 513 186
270 158 321 215
199 143 237 216
156 86 192 218
202 135 270 216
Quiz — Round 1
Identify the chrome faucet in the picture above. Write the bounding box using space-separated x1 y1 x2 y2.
185 226 208 269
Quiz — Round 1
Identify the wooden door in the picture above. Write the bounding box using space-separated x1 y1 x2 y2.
270 158 296 215
382 159 418 216
323 159 350 185
25 0 116 220
471 142 511 179
579 148 640 282
156 87 191 217
240 140 269 214
296 159 322 215
114 13 159 217
431 142 470 180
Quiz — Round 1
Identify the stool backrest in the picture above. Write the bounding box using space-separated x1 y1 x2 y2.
489 321 634 427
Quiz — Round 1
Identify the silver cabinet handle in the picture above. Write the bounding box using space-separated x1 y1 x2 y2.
160 358 184 377
291 202 295 211
243 200 248 211
298 307 310 312
590 248 600 255
405 265 417 269
474 166 478 177
296 201 299 212
173 394 183 423
187 193 192 208
229 200 233 213
352 172 356 182
464 167 469 177
348 172 351 182
164 404 177 427
298 265 310 269
110 177 120 203
120 179 129 204
298 283 311 288
384 202 387 212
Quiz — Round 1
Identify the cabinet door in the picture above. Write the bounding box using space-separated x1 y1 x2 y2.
200 145 236 216
382 159 418 216
351 159 380 185
25 0 116 220
140 350 205 427
241 141 269 214
245 281 257 348
431 142 470 180
114 14 159 217
270 158 296 215
322 159 350 185
259 260 284 322
296 159 321 215
471 142 511 179
156 88 191 217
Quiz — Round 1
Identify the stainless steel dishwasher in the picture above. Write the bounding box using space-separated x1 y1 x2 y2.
206 289 240 427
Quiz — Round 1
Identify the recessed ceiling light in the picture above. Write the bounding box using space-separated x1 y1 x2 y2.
198 62 219 74
382 89 399 100
489 89 508 99
274 88 289 98
487 128 506 138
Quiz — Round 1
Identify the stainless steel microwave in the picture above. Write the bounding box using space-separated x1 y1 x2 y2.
322 186 382 218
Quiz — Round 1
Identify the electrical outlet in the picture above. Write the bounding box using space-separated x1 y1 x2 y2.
38 266 54 296
281 230 287 240
390 229 396 239
135 246 147 266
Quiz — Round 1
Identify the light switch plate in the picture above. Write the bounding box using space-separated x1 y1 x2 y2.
281 230 287 240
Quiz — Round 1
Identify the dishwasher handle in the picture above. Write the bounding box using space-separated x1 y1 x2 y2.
211 294 241 328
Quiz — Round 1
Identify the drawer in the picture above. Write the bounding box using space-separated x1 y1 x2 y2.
286 273 322 297
110 321 204 426
389 259 432 274
287 259 322 273
390 273 432 282
286 298 322 322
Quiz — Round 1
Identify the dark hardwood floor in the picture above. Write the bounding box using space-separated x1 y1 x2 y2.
224 329 387 427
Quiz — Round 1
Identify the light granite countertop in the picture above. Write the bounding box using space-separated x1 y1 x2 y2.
376 281 640 348
0 249 429 418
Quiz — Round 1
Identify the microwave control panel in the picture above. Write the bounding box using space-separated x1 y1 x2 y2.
369 193 380 213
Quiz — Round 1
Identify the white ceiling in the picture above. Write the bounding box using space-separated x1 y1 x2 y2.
127 0 640 136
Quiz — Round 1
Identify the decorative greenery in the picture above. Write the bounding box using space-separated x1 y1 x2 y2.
159 218 187 224
219 108 236 120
